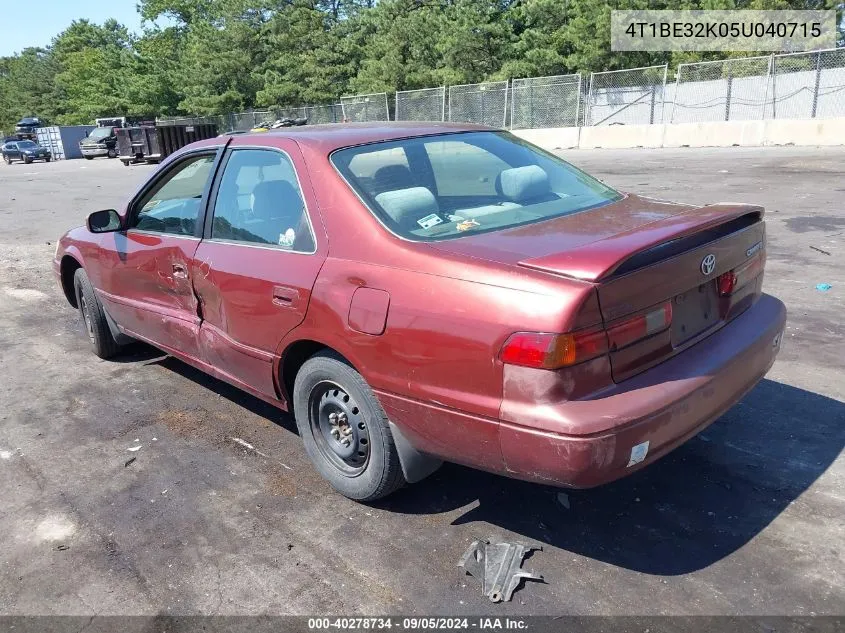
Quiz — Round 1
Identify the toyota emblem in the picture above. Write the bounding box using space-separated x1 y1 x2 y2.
700 253 716 276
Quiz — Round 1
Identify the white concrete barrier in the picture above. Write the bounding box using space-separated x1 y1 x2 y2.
512 127 580 150
511 117 844 151
662 120 766 148
762 118 845 146
579 124 664 149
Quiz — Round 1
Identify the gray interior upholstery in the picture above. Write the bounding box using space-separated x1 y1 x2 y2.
375 187 439 229
372 165 415 195
453 202 520 220
496 165 551 202
249 180 305 243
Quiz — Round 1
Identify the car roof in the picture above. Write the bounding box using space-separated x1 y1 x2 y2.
236 121 496 153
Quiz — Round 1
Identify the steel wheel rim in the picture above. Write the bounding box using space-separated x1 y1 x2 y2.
308 380 370 477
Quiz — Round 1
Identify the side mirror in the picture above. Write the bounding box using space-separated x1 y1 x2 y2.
87 209 122 233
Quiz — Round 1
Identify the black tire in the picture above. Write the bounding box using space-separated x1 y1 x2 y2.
23 156 31 164
3 155 10 165
45 156 51 162
107 148 117 159
121 160 130 167
293 351 405 501
73 268 120 359
84 156 94 160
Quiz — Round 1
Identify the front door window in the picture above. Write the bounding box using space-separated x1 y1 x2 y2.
131 154 215 236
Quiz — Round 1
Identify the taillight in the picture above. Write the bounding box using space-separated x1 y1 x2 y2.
717 254 764 296
606 302 672 351
500 328 608 369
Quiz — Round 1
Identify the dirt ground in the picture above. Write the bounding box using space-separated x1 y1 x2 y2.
0 146 842 617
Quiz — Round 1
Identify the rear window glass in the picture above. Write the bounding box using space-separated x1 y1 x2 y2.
331 131 621 241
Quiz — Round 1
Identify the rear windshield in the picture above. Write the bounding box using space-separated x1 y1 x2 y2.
331 131 621 241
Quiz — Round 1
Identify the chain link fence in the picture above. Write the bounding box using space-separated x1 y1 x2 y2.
152 47 845 134
586 65 668 126
395 87 446 122
510 74 581 129
669 56 773 123
340 93 390 122
771 48 845 120
305 104 344 124
227 110 268 131
448 81 509 127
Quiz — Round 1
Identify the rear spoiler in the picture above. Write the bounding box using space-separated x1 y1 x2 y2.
518 204 764 282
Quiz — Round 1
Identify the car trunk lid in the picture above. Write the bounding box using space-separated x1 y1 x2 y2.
430 196 767 383
519 204 766 382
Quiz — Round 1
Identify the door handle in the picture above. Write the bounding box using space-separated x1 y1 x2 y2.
172 263 188 279
273 285 299 308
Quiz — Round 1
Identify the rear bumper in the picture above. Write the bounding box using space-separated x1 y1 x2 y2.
379 293 786 488
499 293 786 487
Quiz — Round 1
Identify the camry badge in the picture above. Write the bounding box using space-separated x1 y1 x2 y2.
700 253 716 276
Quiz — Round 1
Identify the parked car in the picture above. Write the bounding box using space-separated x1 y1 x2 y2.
53 123 786 501
14 116 42 140
3 139 51 164
80 126 119 159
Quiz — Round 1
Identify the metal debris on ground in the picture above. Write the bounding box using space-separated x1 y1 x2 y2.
810 246 832 256
556 491 571 510
124 456 136 468
458 539 543 603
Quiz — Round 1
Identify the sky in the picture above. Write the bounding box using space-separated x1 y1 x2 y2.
0 0 167 56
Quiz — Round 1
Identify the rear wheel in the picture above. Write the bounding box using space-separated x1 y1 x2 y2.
3 155 10 164
73 268 120 359
45 156 51 162
121 160 131 167
84 156 94 160
293 351 405 501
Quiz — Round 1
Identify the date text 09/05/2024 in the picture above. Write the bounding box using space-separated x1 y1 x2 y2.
307 617 528 630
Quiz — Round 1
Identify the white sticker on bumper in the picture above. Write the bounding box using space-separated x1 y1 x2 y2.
627 440 650 467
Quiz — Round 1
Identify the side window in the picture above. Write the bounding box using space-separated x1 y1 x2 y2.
131 154 215 236
210 149 315 252
424 140 510 197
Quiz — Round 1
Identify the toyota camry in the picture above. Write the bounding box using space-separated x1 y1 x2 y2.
53 123 786 500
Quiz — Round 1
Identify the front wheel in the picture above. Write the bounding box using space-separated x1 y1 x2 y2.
23 156 31 164
293 351 406 501
45 156 51 162
73 268 120 359
107 148 117 159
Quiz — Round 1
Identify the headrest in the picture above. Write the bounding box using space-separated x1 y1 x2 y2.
374 187 439 228
496 165 550 202
372 164 414 195
251 180 303 221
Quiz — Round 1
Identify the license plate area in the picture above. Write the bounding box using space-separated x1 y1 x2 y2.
671 282 720 346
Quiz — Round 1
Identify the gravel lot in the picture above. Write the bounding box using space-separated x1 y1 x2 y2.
0 146 843 617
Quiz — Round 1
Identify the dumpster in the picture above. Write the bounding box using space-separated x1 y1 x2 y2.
116 122 217 166
35 125 96 160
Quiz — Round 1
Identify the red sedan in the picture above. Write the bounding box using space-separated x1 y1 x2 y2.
53 123 786 500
